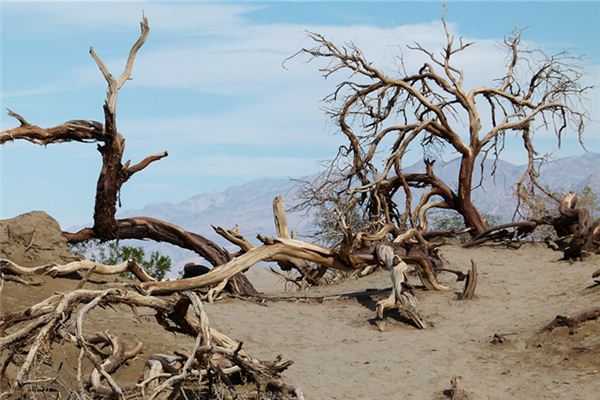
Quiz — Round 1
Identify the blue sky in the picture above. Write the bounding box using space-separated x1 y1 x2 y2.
1 1 599 227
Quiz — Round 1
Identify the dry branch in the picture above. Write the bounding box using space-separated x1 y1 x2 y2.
471 193 600 260
273 196 290 239
374 244 427 328
457 260 477 300
0 258 155 282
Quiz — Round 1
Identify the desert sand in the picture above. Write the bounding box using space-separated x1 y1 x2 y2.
2 243 598 399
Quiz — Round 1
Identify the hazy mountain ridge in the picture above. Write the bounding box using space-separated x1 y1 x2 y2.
117 153 599 268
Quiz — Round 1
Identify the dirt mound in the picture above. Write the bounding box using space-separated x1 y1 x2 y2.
0 211 78 266
531 320 600 371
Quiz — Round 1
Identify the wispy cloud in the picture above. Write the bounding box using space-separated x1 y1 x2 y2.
0 83 84 100
4 2 262 33
154 153 320 178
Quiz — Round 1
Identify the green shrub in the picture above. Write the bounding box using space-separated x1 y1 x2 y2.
69 240 171 281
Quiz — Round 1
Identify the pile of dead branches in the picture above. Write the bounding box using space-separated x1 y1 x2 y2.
0 280 303 400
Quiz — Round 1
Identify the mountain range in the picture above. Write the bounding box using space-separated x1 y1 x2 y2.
116 152 599 268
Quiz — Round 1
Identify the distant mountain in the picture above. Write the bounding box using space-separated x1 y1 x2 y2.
116 178 309 268
534 152 600 191
115 152 599 270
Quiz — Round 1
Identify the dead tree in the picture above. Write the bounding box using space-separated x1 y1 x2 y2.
467 192 600 259
290 10 588 238
0 17 256 295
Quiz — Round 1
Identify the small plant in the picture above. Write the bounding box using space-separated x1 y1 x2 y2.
69 240 171 281
310 198 368 247
429 210 500 242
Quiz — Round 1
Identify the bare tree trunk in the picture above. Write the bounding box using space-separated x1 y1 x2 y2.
457 155 487 236
93 107 123 239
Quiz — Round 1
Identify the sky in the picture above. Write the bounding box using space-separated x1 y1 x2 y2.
1 0 599 227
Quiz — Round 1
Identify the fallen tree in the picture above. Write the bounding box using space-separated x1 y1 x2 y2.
466 192 600 260
213 196 463 295
0 17 256 295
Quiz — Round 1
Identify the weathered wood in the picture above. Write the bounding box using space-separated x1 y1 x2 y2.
0 289 302 398
541 307 600 332
0 258 155 282
273 196 290 239
466 193 599 260
458 260 477 300
375 243 427 329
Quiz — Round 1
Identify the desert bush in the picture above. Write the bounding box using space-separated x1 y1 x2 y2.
430 210 500 242
69 240 171 280
310 198 369 247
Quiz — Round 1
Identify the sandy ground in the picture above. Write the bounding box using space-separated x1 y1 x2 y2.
2 244 599 399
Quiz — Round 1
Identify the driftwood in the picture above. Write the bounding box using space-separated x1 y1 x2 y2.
0 289 303 399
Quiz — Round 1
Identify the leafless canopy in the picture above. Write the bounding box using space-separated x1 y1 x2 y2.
291 12 589 238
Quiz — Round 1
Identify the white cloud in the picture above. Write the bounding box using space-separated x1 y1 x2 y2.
118 88 341 150
3 2 261 34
